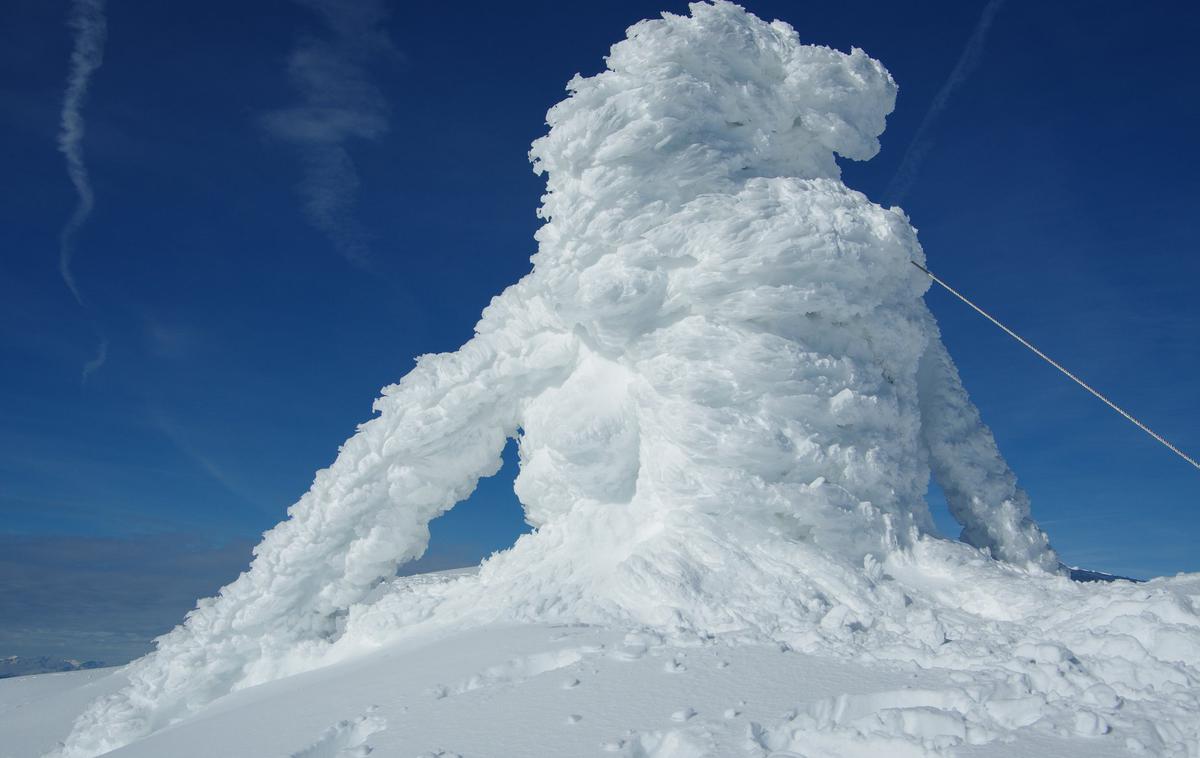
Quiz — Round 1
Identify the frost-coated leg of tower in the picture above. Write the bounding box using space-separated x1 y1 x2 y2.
53 323 579 758
916 313 1060 572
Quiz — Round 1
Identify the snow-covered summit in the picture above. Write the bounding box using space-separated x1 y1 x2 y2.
51 3 1198 757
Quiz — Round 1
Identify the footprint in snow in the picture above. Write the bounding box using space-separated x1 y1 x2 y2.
671 707 696 722
290 708 386 758
614 631 664 662
450 649 585 694
663 658 686 673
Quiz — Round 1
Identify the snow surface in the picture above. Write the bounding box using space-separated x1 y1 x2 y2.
35 3 1200 757
9 569 1200 758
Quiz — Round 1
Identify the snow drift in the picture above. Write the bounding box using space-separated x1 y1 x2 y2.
55 3 1198 757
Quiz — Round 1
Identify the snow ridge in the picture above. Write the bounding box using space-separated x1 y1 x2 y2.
54 3 1197 757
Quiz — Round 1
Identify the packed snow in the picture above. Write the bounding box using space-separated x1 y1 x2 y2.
19 3 1199 757
7 569 1200 757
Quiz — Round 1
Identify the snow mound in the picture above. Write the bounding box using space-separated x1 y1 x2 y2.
54 3 1198 757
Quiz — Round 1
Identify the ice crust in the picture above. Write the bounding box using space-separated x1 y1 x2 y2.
55 3 1198 756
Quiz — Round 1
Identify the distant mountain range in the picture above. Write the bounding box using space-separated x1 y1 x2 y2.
1067 566 1142 583
0 656 106 679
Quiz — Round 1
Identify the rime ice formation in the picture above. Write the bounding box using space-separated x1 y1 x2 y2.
55 4 1200 757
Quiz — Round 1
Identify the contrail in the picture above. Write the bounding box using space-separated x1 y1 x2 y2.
58 0 107 306
261 0 396 267
150 409 276 514
884 0 1005 206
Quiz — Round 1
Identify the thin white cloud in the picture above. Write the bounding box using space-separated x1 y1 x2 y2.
80 336 108 384
58 0 110 382
58 0 106 305
261 0 396 267
884 0 1006 206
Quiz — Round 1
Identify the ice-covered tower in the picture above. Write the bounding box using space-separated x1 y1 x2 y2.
56 3 1058 756
510 0 1057 569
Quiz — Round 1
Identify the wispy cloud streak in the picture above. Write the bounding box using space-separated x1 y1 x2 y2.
58 0 110 382
261 0 396 267
884 0 1005 206
58 0 106 305
80 336 108 383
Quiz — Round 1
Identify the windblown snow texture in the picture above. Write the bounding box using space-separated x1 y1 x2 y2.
56 4 1198 757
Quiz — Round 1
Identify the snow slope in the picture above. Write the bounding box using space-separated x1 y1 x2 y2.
8 568 1200 758
35 3 1200 757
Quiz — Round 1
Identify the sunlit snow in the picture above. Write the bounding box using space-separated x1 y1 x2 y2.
18 3 1199 757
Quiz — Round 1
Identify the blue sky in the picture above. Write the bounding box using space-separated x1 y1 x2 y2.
2 0 1198 663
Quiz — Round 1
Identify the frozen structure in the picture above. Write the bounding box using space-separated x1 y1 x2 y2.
57 4 1200 757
